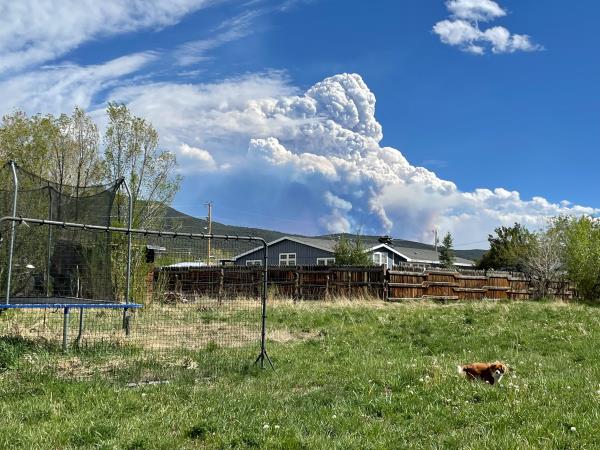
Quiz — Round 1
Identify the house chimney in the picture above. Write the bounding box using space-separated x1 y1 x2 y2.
378 235 393 247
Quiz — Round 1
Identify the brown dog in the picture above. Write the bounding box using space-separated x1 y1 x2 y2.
458 362 507 385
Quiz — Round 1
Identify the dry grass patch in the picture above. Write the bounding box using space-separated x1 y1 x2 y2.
54 356 128 379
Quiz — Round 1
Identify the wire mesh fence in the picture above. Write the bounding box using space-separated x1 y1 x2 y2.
0 303 263 379
0 217 270 379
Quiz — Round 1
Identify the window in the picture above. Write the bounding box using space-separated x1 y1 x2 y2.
317 257 336 266
372 252 387 268
279 253 297 266
246 260 262 266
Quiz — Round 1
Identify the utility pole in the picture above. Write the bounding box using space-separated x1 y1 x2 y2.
433 229 439 252
206 201 213 265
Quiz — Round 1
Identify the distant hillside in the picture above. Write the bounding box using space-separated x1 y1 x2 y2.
161 206 289 243
160 206 487 262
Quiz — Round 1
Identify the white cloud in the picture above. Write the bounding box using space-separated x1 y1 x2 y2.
433 0 542 55
0 0 218 74
107 72 594 247
107 72 305 152
483 26 540 54
0 53 156 115
446 0 506 22
433 19 481 47
178 144 219 172
0 58 591 246
249 137 339 179
324 192 352 212
173 10 261 66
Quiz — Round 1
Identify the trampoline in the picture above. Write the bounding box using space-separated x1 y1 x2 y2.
1 297 141 308
0 161 142 350
0 162 271 367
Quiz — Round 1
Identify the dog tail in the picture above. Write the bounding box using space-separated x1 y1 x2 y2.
457 364 464 375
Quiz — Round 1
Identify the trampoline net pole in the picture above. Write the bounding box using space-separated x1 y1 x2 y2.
121 178 133 333
5 161 18 304
46 192 53 297
62 307 70 352
123 178 133 304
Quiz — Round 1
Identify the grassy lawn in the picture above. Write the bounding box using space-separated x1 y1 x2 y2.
1 299 600 448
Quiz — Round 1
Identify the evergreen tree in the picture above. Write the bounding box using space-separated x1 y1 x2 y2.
333 234 373 266
439 232 455 268
477 223 535 271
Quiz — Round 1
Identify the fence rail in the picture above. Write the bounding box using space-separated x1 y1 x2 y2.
154 263 576 302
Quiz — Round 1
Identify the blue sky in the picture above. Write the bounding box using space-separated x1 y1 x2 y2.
1 0 599 247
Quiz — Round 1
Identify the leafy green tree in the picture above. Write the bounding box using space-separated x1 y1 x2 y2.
552 216 600 300
522 227 563 299
333 234 372 266
69 106 104 189
439 232 455 268
103 102 181 228
103 102 181 301
478 223 536 271
0 108 102 190
0 105 181 303
0 112 54 179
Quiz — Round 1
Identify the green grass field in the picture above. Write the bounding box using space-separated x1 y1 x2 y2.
2 299 600 449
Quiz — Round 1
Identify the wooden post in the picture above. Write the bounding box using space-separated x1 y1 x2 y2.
383 266 388 301
325 273 330 300
293 269 300 302
347 270 351 298
146 268 154 304
218 268 224 304
175 275 181 306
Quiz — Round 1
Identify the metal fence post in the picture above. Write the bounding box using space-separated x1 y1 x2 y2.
76 308 85 347
121 178 133 304
255 240 273 369
121 179 133 334
5 161 18 304
46 198 53 297
63 307 70 352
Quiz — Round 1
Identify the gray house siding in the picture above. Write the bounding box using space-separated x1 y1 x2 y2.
235 239 334 266
394 253 407 266
366 249 395 268
235 238 475 268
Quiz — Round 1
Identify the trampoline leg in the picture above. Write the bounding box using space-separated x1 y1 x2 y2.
123 308 131 337
76 308 84 348
63 307 70 353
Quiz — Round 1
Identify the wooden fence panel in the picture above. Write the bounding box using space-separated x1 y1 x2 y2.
387 270 426 300
425 271 459 300
152 265 576 302
456 275 487 300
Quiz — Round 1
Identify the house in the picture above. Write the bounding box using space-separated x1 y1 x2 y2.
233 236 475 268
234 236 337 267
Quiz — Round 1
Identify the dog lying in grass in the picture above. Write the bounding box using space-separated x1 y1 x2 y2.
458 362 507 385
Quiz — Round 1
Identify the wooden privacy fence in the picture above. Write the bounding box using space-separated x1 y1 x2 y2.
386 266 574 301
152 264 575 302
152 266 386 301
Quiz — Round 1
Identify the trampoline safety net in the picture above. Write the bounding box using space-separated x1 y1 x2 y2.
0 162 271 376
0 163 122 301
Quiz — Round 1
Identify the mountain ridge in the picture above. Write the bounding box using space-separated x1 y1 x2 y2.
161 206 487 262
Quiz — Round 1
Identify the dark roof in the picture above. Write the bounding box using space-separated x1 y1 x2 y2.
283 236 337 252
235 236 475 266
233 236 335 260
388 245 474 266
